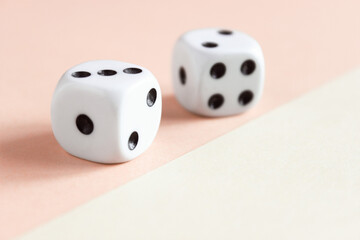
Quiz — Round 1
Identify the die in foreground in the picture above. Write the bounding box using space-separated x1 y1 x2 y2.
172 28 265 117
51 60 162 164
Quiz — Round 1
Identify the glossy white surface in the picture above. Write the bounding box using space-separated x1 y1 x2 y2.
51 60 162 163
172 28 265 117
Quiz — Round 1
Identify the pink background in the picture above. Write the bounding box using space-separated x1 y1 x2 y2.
0 0 359 239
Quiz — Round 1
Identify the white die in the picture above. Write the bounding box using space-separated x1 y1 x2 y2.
51 60 162 164
172 28 265 117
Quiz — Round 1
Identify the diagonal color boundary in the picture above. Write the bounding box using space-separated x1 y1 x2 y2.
19 68 360 240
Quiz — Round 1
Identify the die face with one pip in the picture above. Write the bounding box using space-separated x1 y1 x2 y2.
172 28 265 117
51 60 162 164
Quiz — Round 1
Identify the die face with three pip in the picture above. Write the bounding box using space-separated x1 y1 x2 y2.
51 60 162 164
172 28 265 117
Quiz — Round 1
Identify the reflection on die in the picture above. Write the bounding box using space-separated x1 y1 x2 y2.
51 60 162 164
172 28 265 117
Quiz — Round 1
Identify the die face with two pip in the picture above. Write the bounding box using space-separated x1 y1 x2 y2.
51 60 162 164
172 28 265 117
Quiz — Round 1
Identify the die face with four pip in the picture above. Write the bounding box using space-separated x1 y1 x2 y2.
51 60 162 164
172 28 265 117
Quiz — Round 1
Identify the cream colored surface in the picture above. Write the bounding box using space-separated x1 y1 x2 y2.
2 1 360 238
20 70 360 239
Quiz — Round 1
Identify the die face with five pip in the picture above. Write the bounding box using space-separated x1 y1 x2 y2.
51 60 162 164
172 28 265 117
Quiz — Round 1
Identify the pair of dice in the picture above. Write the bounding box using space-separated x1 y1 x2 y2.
51 28 265 164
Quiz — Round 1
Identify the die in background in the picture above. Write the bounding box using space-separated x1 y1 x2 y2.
51 60 161 164
172 28 265 117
